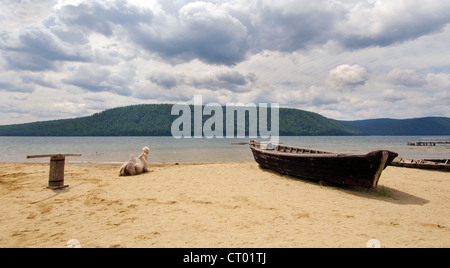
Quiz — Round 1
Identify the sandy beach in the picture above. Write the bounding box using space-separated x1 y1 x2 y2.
0 161 449 248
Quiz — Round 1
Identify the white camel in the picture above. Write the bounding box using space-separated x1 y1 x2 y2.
119 146 150 176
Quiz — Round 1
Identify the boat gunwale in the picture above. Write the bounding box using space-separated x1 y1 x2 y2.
249 143 375 158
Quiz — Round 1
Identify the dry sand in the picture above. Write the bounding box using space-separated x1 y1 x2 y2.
0 161 449 248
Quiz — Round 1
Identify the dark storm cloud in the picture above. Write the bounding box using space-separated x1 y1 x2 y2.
245 6 339 52
130 2 248 65
63 64 134 96
147 70 256 92
45 1 248 66
1 27 92 71
192 71 255 92
147 72 184 89
4 52 57 72
342 18 450 49
0 80 34 93
55 1 154 37
21 72 58 89
216 71 248 86
4 0 450 69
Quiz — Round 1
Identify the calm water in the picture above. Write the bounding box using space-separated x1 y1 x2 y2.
0 136 448 164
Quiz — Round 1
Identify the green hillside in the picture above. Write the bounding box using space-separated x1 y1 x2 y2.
342 117 450 135
0 104 362 136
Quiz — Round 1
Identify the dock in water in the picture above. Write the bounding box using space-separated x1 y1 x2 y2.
407 138 450 146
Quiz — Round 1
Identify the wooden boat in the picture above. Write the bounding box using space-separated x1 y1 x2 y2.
390 158 450 172
249 140 398 189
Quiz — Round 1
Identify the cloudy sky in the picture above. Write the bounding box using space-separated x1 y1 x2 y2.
1 0 450 125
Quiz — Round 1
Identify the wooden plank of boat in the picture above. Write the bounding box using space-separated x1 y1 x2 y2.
248 140 398 189
424 159 450 164
390 158 450 172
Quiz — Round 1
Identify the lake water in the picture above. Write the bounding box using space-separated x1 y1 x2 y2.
0 136 448 164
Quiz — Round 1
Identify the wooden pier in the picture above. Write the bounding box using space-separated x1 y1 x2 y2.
407 138 450 146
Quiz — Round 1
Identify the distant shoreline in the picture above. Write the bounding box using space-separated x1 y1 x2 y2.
1 104 449 136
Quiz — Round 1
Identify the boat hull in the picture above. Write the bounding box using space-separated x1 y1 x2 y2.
250 143 398 189
391 159 450 172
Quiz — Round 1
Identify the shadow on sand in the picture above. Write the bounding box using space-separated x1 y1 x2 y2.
31 182 85 204
259 168 429 206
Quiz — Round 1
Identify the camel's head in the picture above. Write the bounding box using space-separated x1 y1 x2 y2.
142 146 150 155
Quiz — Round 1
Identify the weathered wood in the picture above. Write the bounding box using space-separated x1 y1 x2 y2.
26 153 81 189
48 155 67 189
230 142 284 145
248 140 398 189
391 158 450 172
27 154 82 159
372 151 389 188
407 138 450 146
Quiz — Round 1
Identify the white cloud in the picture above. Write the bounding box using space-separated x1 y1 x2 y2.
327 64 370 90
427 73 450 90
338 0 450 48
387 69 426 87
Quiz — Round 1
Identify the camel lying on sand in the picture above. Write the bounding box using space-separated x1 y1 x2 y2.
119 146 149 176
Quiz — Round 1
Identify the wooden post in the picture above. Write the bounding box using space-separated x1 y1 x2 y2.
48 154 67 189
27 154 81 190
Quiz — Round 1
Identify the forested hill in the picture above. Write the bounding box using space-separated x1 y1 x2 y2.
0 104 362 136
1 104 448 136
341 117 450 135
